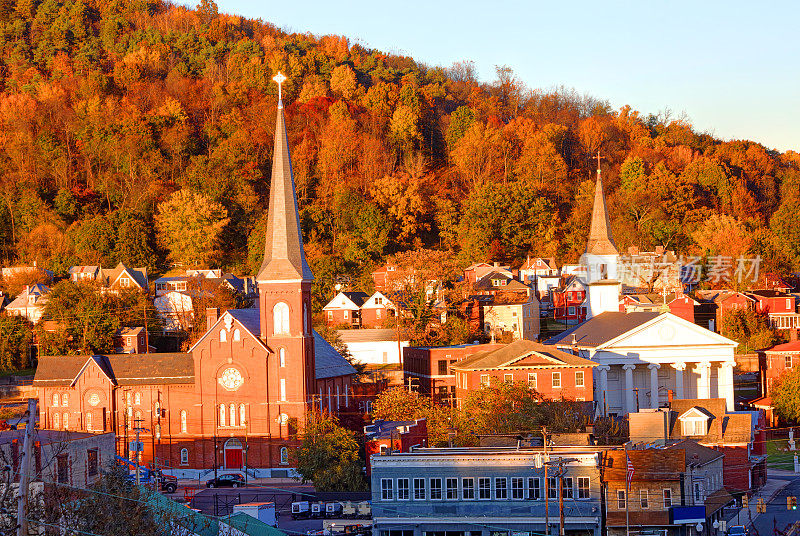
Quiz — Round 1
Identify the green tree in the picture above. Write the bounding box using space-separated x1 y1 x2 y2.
719 308 780 353
0 316 33 371
445 106 475 150
294 411 366 491
155 190 229 267
773 367 800 423
114 215 158 268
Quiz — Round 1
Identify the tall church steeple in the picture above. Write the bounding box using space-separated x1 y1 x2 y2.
257 72 314 284
586 156 618 257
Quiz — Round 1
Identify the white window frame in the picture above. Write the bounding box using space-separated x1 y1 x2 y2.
495 477 508 500
397 478 409 500
446 477 458 500
413 477 426 500
462 477 475 500
504 373 513 383
617 490 626 509
180 448 189 465
511 477 524 500
577 476 590 499
430 478 442 500
528 373 537 389
681 418 707 436
575 371 584 388
527 477 540 500
480 374 490 386
640 489 648 509
552 371 562 389
548 477 558 499
785 354 793 368
478 477 491 500
381 479 393 500
562 477 573 499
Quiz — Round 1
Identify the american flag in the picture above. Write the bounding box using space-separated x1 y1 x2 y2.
626 451 635 488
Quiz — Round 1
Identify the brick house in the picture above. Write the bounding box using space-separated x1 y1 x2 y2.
33 94 356 478
450 339 597 405
746 289 799 330
363 418 427 475
113 327 148 354
322 291 369 328
403 343 503 404
750 336 800 425
693 290 756 333
552 276 588 324
99 262 148 293
359 291 396 328
619 293 696 323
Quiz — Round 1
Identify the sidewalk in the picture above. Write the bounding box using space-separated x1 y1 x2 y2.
733 478 791 525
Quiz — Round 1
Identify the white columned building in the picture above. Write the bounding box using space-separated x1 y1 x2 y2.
548 311 738 415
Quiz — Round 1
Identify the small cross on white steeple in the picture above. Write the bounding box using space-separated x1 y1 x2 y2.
273 71 287 106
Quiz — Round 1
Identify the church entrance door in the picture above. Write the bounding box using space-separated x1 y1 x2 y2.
223 438 243 469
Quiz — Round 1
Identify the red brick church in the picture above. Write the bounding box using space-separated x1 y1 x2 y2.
33 76 356 477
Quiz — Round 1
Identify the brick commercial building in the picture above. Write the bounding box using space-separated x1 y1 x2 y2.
450 340 597 405
33 82 355 478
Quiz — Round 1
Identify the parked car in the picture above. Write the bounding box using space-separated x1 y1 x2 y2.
728 527 748 536
206 473 246 488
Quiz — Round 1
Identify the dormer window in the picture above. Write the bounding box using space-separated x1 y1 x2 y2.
679 407 711 436
120 277 130 287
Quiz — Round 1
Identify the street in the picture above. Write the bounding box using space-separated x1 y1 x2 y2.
748 475 800 536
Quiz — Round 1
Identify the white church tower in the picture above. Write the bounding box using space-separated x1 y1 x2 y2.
580 159 621 318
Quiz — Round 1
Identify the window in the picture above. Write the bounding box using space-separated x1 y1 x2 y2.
663 489 672 508
495 477 507 499
381 479 393 500
693 482 702 503
527 477 540 500
280 378 287 401
552 372 561 389
343 310 349 320
134 392 141 405
504 373 513 383
219 404 226 427
62 393 68 406
273 302 290 334
279 348 286 367
548 477 558 499
397 478 409 500
478 477 491 500
462 478 475 499
511 477 524 499
681 418 707 436
62 413 68 429
430 478 442 500
577 477 590 499
155 424 161 440
786 354 793 368
120 277 130 287
617 490 626 509
438 360 448 376
52 394 59 407
327 311 333 321
376 309 382 319
53 412 60 429
562 477 573 499
480 374 490 386
413 478 426 500
220 329 227 342
86 412 92 431
240 404 246 426
180 410 187 433
57 454 69 484
640 489 648 509
567 306 575 315
180 448 189 465
280 447 289 465
446 478 458 500
233 329 240 342
575 371 584 388
528 373 537 389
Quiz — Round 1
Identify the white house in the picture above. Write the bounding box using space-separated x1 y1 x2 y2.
337 328 408 366
153 290 195 331
6 284 50 324
548 311 738 416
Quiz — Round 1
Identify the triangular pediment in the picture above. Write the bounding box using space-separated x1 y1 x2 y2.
506 351 563 368
599 313 737 349
71 356 116 387
678 407 714 421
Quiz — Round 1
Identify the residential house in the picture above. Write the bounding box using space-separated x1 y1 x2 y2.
693 290 756 333
464 262 513 285
6 284 50 323
450 339 597 405
153 290 195 331
155 272 257 301
403 343 503 404
750 335 800 425
519 256 561 301
113 327 149 354
364 418 427 475
619 293 698 323
339 328 408 370
69 266 100 282
629 398 767 495
471 270 530 298
548 312 738 416
360 291 396 328
371 264 397 292
99 262 148 293
1 265 53 280
370 447 604 536
0 429 115 489
552 276 588 324
603 443 731 536
746 289 799 330
322 291 369 328
34 97 356 478
482 293 540 341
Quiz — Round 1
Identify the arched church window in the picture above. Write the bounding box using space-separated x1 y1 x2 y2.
279 348 286 368
134 392 141 405
229 403 236 426
219 404 226 427
62 393 68 407
233 329 241 342
220 328 227 342
239 404 246 427
280 447 289 465
180 410 187 433
53 412 59 428
52 394 59 407
273 302 290 334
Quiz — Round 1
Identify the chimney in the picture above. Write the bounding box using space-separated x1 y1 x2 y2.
494 262 499 268
206 308 219 331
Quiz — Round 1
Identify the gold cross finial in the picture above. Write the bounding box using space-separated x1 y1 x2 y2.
595 151 605 177
273 71 287 104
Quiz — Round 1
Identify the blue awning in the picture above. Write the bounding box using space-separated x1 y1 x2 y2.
670 506 706 524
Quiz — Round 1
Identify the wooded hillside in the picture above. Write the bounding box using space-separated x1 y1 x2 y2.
0 0 797 293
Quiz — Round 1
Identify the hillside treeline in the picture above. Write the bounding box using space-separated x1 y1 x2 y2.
0 0 798 296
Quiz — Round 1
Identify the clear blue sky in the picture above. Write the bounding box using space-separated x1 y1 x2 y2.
208 0 799 152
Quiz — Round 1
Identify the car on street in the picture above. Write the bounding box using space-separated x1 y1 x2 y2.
728 526 748 536
205 473 246 488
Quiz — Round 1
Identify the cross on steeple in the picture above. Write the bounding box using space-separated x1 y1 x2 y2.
273 71 287 106
595 150 605 176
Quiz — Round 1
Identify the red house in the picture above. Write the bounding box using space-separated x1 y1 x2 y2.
33 95 356 478
552 276 588 324
322 291 369 328
359 292 396 329
746 290 799 330
364 418 427 475
450 339 597 405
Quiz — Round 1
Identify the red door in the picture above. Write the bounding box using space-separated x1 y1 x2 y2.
225 448 243 469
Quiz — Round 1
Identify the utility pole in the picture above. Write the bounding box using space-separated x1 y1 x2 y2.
132 418 146 485
548 456 578 536
17 398 36 536
542 427 548 536
143 303 149 354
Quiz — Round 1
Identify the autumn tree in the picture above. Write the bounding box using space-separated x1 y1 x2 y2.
0 316 33 371
155 190 229 268
773 367 800 423
294 411 367 491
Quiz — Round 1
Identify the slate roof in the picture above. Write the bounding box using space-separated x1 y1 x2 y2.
100 262 148 289
451 339 597 371
586 171 618 256
337 328 400 343
669 398 752 445
666 438 724 465
313 330 357 379
33 353 194 387
6 284 50 310
546 311 661 347
257 101 313 282
602 449 684 482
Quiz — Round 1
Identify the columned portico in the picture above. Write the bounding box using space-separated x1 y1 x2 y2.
648 363 660 408
720 362 735 411
596 365 610 416
672 363 686 399
696 362 711 399
623 364 636 414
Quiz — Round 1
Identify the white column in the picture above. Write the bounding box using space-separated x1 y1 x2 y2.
696 362 711 399
720 362 735 411
623 364 636 414
596 365 610 416
648 363 661 409
672 363 686 399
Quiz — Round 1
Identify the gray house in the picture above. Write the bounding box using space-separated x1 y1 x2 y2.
370 447 604 536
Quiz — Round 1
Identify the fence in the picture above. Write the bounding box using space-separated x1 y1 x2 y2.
191 490 371 517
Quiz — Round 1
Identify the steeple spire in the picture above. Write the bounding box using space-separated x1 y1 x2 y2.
257 72 313 282
586 152 618 256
